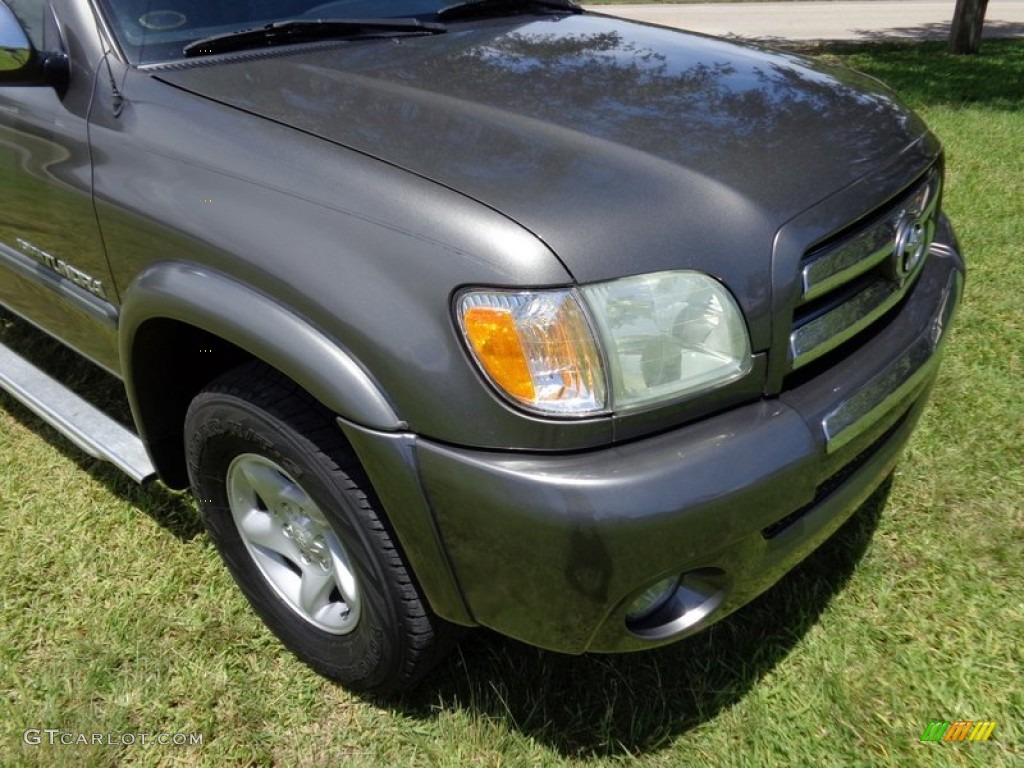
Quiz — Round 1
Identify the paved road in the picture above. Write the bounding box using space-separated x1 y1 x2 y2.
586 0 1024 43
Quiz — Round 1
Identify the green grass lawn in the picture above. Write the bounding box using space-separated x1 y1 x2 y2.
0 50 30 71
2 40 1022 768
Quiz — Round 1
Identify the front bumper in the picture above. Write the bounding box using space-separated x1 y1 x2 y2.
403 224 964 654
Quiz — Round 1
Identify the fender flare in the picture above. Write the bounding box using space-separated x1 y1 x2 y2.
119 261 404 437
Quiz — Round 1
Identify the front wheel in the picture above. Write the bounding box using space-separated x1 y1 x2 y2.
184 361 457 692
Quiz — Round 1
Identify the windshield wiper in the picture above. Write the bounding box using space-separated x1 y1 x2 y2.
436 0 582 22
183 18 446 58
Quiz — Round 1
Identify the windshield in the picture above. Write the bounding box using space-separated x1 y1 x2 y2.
96 1 454 64
96 0 575 64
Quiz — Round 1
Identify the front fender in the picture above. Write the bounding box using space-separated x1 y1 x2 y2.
120 262 404 474
119 262 476 624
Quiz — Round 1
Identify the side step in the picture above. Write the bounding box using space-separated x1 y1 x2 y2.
0 342 156 483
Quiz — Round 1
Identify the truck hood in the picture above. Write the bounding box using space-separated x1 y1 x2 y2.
153 14 930 300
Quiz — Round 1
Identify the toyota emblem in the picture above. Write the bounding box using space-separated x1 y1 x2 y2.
891 213 929 284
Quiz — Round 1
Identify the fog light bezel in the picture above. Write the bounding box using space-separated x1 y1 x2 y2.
625 568 730 640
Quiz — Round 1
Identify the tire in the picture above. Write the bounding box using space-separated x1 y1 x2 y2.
184 361 457 692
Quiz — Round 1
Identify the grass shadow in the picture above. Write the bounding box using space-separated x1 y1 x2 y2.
784 38 1024 112
0 387 204 542
384 479 890 758
1 310 204 543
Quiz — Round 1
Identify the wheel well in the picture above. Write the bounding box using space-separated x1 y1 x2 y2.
129 319 252 488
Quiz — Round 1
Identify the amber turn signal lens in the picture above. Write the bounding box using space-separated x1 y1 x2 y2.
461 306 536 402
458 291 606 415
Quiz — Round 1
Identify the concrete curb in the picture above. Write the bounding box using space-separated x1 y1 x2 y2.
585 1 1024 43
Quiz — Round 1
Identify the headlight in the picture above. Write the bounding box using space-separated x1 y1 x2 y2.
456 271 750 416
582 271 751 411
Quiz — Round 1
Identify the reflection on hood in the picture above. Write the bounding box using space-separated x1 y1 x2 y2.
155 15 930 286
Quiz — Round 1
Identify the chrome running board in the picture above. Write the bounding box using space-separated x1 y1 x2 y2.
0 342 156 483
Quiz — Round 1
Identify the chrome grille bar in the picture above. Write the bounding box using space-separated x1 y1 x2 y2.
799 171 940 304
789 169 941 371
790 260 924 368
801 215 899 303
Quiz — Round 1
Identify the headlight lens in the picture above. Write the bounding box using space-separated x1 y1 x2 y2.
458 290 606 414
582 271 751 411
456 271 751 415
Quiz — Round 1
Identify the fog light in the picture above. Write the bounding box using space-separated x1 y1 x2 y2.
625 575 679 622
626 568 730 641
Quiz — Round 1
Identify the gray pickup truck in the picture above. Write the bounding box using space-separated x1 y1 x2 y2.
1 0 964 692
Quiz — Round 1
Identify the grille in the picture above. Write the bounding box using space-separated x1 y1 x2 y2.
788 169 941 373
